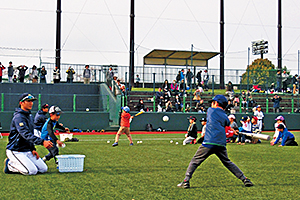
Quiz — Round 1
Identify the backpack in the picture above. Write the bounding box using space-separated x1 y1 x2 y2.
146 123 153 132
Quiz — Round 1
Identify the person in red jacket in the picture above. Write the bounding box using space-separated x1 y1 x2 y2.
112 106 134 147
0 62 6 83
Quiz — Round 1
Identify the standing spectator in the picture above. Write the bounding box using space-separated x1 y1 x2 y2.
135 74 140 88
179 79 186 96
66 66 75 83
30 65 38 83
186 69 193 88
276 70 281 92
180 69 185 82
106 67 114 89
17 65 28 83
292 74 298 94
241 91 247 110
176 71 181 83
39 66 47 83
196 70 202 87
83 65 91 84
272 94 282 113
282 70 288 92
7 61 14 83
53 66 60 83
0 62 5 83
203 69 209 91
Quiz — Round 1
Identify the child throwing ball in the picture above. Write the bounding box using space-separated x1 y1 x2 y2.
112 106 134 147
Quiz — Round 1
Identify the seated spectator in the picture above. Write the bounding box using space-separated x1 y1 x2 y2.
174 94 182 112
225 100 235 114
272 94 282 113
179 79 186 96
193 88 202 111
241 91 247 110
163 89 172 111
292 74 298 94
162 79 170 91
166 101 173 112
157 96 164 112
155 88 163 100
196 99 206 113
136 99 145 112
170 80 179 95
233 95 240 107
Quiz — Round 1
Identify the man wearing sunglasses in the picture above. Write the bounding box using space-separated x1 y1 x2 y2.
41 106 69 167
4 93 53 175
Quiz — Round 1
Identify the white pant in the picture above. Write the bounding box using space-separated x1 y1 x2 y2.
257 120 263 131
6 149 48 175
34 129 41 138
183 136 196 145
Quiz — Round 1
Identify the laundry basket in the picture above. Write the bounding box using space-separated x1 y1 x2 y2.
56 154 85 172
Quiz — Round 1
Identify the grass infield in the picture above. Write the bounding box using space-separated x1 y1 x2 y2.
0 132 299 200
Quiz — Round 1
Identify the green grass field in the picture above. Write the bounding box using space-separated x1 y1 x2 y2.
1 132 299 200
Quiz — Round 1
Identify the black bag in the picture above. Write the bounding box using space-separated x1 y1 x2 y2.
146 123 153 132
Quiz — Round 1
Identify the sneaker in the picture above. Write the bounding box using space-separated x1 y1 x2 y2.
3 158 10 174
112 142 118 147
177 181 190 189
129 143 134 146
243 178 254 187
42 157 47 162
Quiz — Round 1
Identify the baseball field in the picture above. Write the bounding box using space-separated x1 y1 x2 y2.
0 132 299 200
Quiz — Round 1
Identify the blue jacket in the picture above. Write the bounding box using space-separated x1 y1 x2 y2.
6 108 44 152
34 110 48 131
41 118 65 144
274 128 295 146
203 107 230 147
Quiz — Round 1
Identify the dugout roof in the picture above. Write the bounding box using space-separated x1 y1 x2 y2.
143 49 219 67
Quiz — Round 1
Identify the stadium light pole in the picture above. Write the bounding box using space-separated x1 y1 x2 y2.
129 0 135 89
278 0 282 90
55 0 62 70
220 0 225 89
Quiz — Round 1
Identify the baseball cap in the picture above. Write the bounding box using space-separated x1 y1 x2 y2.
277 124 285 129
49 106 63 115
241 115 249 121
228 114 235 119
41 103 49 109
275 115 284 121
256 105 261 108
200 117 207 122
19 93 37 102
122 106 130 113
187 116 197 121
211 95 228 108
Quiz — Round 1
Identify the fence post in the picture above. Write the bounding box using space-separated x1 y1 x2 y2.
106 95 110 112
266 98 269 114
1 93 4 112
73 94 76 112
153 95 156 112
291 96 294 113
239 98 242 113
183 95 186 113
153 73 156 93
38 94 41 110
212 75 215 96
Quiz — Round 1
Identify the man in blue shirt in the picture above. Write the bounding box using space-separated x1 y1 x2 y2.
271 124 298 146
177 95 253 188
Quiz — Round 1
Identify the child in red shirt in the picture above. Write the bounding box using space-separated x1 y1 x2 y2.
112 106 134 147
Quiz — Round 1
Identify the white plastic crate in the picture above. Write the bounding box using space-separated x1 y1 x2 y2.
56 154 85 172
59 133 73 142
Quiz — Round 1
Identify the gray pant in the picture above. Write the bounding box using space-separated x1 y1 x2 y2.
185 145 246 182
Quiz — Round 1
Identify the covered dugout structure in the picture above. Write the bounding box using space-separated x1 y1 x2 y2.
142 49 219 86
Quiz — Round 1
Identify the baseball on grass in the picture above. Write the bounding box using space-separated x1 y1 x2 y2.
175 142 178 145
162 115 169 122
170 140 173 143
137 141 140 144
107 140 110 144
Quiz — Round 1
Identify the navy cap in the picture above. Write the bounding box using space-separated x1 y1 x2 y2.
19 93 37 102
41 103 49 109
212 95 228 105
200 117 207 122
241 115 249 121
277 124 285 129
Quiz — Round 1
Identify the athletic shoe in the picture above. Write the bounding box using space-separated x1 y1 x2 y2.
3 158 10 174
129 143 134 146
243 178 254 187
112 142 118 147
177 181 190 189
42 157 47 162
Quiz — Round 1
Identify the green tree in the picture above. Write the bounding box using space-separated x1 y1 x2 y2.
241 58 276 86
